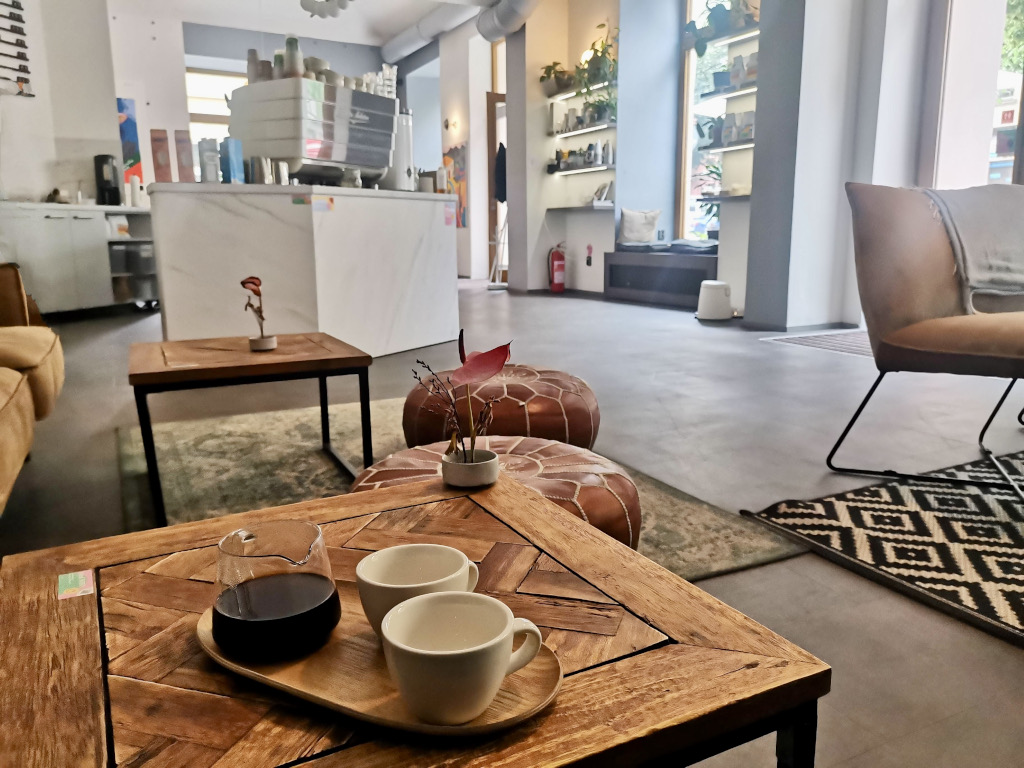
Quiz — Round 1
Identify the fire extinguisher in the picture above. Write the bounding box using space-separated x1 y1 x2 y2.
549 243 565 293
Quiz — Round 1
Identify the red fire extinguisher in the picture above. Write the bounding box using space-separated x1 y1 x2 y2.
549 243 565 293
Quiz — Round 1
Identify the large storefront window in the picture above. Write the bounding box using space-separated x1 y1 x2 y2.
991 0 1024 184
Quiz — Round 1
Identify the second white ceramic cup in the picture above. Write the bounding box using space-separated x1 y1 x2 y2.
381 591 543 725
355 543 479 637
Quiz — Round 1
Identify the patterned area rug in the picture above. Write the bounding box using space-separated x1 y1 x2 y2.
763 329 872 357
117 398 802 582
749 453 1024 646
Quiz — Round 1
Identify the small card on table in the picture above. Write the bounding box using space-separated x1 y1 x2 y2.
58 570 95 600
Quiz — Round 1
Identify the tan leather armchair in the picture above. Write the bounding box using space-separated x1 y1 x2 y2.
832 183 1024 498
0 264 65 514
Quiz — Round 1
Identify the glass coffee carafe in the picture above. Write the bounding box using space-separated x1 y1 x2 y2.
213 520 341 662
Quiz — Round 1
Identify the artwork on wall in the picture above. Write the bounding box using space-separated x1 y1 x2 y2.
150 129 173 183
443 144 467 228
117 97 142 183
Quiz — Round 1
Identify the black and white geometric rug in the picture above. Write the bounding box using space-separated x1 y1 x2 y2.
748 452 1024 647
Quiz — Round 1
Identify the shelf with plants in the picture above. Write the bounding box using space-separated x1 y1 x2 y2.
696 83 757 106
552 122 616 139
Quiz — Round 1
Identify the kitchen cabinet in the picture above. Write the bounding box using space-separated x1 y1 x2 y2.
0 203 152 313
69 212 115 308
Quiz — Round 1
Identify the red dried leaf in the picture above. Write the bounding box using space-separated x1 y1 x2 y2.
450 342 511 388
241 276 262 297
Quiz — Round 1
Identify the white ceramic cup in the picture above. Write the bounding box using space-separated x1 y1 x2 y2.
381 591 543 725
355 544 479 637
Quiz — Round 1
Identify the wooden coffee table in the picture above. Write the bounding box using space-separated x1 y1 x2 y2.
0 477 830 767
129 333 373 526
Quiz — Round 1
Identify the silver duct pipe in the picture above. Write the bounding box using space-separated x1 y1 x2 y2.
381 4 484 63
476 0 540 42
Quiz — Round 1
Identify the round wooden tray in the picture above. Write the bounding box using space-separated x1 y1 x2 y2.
196 608 563 736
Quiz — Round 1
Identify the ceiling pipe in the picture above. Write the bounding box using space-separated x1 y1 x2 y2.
476 0 540 42
381 4 484 63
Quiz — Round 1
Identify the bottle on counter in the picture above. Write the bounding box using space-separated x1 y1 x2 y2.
258 60 273 82
272 51 284 80
284 35 304 78
246 49 259 83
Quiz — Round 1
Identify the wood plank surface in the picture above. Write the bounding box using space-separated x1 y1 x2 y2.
0 561 107 768
3 480 464 573
471 477 822 664
128 333 371 386
2 476 828 767
302 644 828 768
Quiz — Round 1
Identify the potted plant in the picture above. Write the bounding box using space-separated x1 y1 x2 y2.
575 23 618 92
584 90 617 124
411 331 511 487
685 1 756 57
242 276 277 351
540 62 575 98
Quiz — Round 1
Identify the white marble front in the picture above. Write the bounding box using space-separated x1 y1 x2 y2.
150 184 459 357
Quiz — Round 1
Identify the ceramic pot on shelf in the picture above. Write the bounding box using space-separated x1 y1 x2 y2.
441 449 499 488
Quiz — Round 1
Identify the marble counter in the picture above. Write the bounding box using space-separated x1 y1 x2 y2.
150 184 459 357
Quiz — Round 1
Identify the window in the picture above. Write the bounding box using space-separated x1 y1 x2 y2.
186 69 247 146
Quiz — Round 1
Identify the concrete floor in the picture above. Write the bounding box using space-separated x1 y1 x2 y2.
4 282 1024 766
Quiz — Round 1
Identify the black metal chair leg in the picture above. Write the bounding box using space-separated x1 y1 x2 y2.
827 372 1022 493
1017 403 1024 426
978 379 1024 502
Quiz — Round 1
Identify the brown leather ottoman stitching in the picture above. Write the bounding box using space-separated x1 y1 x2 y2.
351 435 641 549
403 364 600 449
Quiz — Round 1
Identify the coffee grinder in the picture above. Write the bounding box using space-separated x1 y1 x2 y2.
94 154 121 206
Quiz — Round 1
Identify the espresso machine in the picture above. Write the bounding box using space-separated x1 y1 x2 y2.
94 154 121 206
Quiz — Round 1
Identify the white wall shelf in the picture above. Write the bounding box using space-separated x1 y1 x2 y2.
704 141 755 154
696 85 757 106
553 123 617 139
711 27 760 47
554 165 615 176
548 81 615 103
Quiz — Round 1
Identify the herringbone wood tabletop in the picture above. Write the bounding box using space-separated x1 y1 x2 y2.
0 476 830 767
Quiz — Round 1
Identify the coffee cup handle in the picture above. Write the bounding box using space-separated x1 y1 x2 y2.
467 561 479 591
506 618 542 676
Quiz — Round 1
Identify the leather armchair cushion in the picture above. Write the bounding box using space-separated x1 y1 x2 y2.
878 311 1024 378
0 367 34 515
0 327 65 419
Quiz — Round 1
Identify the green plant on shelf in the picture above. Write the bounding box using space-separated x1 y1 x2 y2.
540 61 575 93
584 90 617 125
575 23 618 92
697 163 722 221
686 0 756 57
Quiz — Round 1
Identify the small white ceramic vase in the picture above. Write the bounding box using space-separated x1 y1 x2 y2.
249 335 278 352
441 449 499 488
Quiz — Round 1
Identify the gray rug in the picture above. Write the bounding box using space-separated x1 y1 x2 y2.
117 399 803 582
763 329 872 358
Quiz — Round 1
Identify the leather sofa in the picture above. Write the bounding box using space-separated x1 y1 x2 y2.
0 264 64 514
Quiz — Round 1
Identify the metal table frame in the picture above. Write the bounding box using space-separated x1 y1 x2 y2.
132 366 372 527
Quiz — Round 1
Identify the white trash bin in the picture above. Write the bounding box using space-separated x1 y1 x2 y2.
696 280 733 321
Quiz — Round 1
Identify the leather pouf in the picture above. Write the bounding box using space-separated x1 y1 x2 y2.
350 436 641 549
403 364 600 449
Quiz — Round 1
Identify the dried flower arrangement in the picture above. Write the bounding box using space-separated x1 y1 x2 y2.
242 276 277 351
412 330 511 463
241 276 265 336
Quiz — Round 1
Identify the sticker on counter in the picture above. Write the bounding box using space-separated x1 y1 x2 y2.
445 202 456 226
58 570 95 600
292 195 311 205
312 195 335 213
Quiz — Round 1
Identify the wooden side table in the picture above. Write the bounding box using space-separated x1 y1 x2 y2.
128 333 373 526
0 476 830 767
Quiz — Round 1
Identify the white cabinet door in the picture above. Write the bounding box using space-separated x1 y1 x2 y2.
0 210 79 313
69 212 114 308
